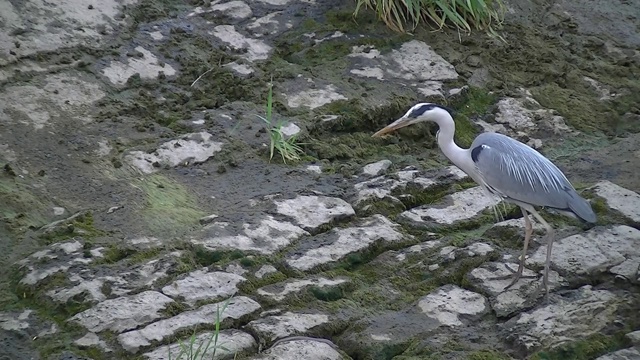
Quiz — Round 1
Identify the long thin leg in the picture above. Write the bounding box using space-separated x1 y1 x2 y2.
504 206 534 290
528 208 555 297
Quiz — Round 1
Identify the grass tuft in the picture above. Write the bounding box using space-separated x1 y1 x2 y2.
353 0 505 38
168 297 234 360
256 81 305 164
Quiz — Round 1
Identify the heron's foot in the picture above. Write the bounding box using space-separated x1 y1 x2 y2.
490 266 537 290
528 272 552 302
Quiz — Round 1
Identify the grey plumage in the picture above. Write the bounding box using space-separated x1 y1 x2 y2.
372 102 597 298
469 132 596 223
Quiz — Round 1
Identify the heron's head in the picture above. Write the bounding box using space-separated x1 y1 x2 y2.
372 103 454 137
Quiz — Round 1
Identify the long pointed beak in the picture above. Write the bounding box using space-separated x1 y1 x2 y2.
372 117 414 137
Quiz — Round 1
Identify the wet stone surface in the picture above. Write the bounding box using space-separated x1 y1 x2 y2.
1 0 640 359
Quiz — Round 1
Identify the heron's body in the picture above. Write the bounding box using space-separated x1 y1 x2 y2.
372 103 596 296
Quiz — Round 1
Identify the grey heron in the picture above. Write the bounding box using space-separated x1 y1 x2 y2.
372 103 596 295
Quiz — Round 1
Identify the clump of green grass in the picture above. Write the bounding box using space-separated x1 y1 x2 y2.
353 0 505 37
255 81 305 164
168 297 234 360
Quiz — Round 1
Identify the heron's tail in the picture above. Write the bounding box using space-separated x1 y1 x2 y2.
567 191 597 223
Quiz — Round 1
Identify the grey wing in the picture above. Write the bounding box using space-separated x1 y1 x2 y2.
470 132 596 222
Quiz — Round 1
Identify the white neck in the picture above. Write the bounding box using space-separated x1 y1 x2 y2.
433 113 473 173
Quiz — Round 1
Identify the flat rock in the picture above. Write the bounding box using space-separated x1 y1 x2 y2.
595 348 640 360
286 215 407 271
418 285 489 327
494 94 571 134
75 332 112 352
0 72 105 129
352 165 467 208
192 215 309 254
362 160 392 176
247 12 293 37
274 195 355 232
125 132 223 174
284 84 347 109
250 339 345 360
246 312 330 344
258 277 349 302
627 330 640 345
46 252 181 304
211 25 271 61
468 262 565 317
161 270 246 305
19 240 98 286
211 1 253 20
69 291 174 333
348 41 458 97
255 265 278 279
0 0 128 65
143 329 257 360
503 285 619 350
118 296 261 353
593 181 640 222
401 186 500 225
527 225 640 279
101 46 176 86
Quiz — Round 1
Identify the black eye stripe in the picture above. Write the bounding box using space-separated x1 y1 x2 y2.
408 104 454 118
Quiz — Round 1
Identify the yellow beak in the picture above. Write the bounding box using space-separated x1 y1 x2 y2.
371 117 414 137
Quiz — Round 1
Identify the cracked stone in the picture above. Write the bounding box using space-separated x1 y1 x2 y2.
274 195 355 232
469 262 565 317
246 311 330 344
593 181 640 222
286 215 407 271
418 285 489 326
69 291 174 333
527 225 640 279
143 329 257 360
125 131 223 174
257 277 349 302
401 186 500 225
503 285 620 351
118 296 261 353
192 215 309 254
161 269 246 305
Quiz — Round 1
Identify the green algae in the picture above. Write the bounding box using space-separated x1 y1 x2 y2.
137 174 206 236
0 176 50 234
530 332 632 360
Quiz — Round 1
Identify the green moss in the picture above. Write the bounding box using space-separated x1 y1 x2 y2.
530 332 631 360
39 212 106 244
466 350 512 360
138 175 206 236
161 301 188 317
0 177 50 233
101 245 136 264
310 285 345 302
